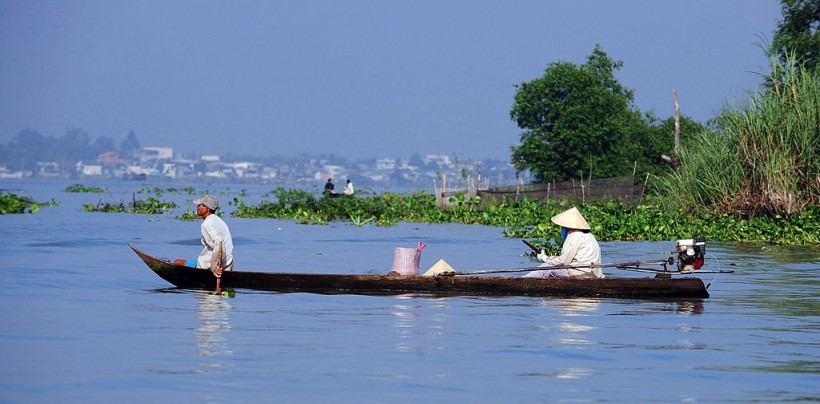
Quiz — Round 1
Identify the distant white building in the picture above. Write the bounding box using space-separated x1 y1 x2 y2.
0 165 24 179
126 165 157 176
205 169 228 179
261 166 278 180
232 162 259 178
142 147 174 160
424 154 451 167
37 162 61 177
77 161 103 176
201 155 220 162
323 164 345 178
161 163 177 178
376 158 396 170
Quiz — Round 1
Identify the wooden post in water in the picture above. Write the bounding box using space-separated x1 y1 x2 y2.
547 181 551 201
674 89 681 156
661 90 683 170
581 176 585 204
639 173 650 206
630 161 637 207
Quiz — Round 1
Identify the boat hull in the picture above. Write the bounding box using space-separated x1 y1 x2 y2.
129 244 709 299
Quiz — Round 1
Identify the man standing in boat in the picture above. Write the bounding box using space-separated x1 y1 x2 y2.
174 194 234 278
524 207 603 279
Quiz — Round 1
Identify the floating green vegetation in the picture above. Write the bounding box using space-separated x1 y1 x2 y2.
1 192 57 214
84 196 178 214
232 188 818 247
64 183 106 193
175 208 224 221
517 201 819 249
214 289 236 298
233 188 443 227
176 209 199 221
137 186 198 195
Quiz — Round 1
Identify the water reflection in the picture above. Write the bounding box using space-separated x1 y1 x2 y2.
539 298 601 346
673 300 704 315
534 298 601 379
553 297 601 316
193 292 233 374
716 242 820 265
553 367 595 379
390 294 425 355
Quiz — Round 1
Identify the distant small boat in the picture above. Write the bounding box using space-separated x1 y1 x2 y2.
129 243 712 299
123 172 147 181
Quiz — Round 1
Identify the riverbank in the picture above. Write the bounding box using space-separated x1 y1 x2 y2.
4 182 816 253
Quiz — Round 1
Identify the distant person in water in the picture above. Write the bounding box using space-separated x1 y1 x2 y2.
324 178 335 195
343 179 354 196
174 194 234 278
523 207 602 279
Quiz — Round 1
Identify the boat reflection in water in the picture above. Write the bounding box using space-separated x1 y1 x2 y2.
549 297 601 346
553 297 601 316
193 292 234 374
671 300 704 315
536 298 602 380
390 294 426 357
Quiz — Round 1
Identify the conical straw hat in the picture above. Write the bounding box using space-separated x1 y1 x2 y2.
422 259 456 277
550 207 590 230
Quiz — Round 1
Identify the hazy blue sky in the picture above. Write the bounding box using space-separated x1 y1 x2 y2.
0 0 781 160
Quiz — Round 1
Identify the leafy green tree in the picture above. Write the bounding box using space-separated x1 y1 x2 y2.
510 45 646 182
93 135 117 155
636 114 708 175
7 128 51 170
120 130 141 158
772 0 820 71
58 127 95 162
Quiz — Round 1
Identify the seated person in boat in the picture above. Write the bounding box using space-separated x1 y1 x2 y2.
324 178 336 196
343 179 354 196
174 194 234 278
524 207 603 279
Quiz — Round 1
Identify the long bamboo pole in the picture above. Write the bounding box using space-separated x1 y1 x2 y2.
439 260 670 277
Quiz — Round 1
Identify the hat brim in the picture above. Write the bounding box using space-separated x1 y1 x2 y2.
550 207 590 230
193 198 218 210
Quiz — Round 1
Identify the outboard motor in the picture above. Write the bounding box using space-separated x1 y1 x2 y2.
675 237 706 271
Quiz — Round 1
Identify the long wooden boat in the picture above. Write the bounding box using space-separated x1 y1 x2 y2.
129 243 710 299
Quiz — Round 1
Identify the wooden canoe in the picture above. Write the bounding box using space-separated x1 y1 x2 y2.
129 243 710 299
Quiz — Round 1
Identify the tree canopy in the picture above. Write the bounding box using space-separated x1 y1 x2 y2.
0 128 138 171
119 130 141 158
772 0 820 72
509 45 651 182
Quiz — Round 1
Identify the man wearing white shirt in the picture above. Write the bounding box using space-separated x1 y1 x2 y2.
174 194 234 278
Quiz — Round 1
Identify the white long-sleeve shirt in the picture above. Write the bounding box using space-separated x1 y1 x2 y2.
539 231 603 278
196 214 234 270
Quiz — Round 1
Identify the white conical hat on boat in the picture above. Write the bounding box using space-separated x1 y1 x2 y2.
550 207 590 230
422 259 456 277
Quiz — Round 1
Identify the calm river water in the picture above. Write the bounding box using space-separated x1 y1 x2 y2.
2 179 818 403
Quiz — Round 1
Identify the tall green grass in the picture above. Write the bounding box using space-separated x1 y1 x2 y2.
653 53 819 217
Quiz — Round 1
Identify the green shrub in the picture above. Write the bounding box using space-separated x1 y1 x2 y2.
652 52 819 218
